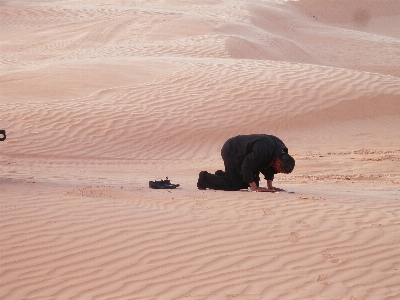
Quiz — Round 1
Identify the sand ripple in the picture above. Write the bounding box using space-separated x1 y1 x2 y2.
1 183 400 299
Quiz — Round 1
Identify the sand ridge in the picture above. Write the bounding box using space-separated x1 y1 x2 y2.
2 60 400 159
1 0 400 299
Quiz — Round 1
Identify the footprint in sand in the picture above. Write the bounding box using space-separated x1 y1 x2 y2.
316 274 330 285
295 220 311 228
289 232 300 243
262 208 276 215
322 253 342 264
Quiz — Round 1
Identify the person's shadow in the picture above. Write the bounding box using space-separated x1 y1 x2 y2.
0 130 6 141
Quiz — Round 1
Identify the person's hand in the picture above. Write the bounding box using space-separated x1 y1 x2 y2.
266 180 285 192
249 182 285 192
254 187 276 192
248 183 277 192
268 187 285 192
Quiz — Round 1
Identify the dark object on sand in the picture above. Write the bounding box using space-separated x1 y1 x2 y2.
0 130 5 141
149 177 180 189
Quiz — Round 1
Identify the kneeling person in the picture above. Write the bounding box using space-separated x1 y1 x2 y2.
197 134 295 192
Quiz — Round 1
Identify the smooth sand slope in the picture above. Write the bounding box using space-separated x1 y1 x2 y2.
1 0 400 299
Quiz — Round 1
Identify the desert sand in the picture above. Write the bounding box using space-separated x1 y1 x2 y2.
1 0 400 299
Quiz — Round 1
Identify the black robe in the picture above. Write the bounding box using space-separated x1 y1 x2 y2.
221 134 288 183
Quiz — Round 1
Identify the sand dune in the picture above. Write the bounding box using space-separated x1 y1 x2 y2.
2 59 399 159
1 0 399 299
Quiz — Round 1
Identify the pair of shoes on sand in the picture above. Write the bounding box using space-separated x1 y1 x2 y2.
149 177 180 189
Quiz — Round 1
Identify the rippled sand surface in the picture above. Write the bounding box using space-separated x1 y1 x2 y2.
1 0 400 299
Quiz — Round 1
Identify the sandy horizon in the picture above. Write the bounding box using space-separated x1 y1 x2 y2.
1 0 400 299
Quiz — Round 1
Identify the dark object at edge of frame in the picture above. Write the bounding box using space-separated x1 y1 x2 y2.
0 130 6 141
